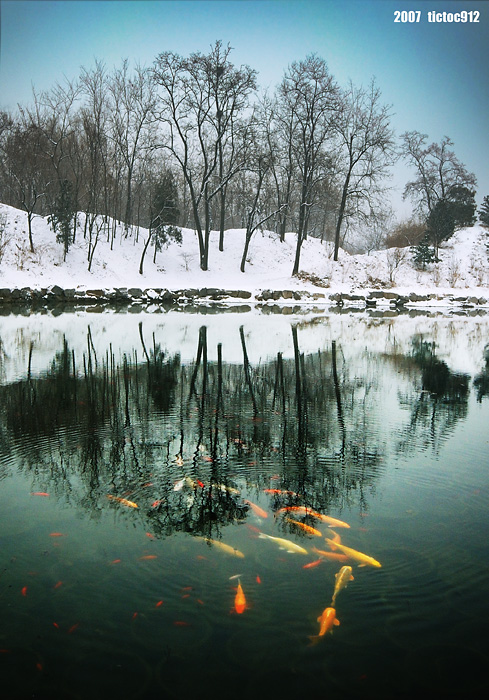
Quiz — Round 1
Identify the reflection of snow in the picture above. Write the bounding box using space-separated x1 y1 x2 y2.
1 308 488 385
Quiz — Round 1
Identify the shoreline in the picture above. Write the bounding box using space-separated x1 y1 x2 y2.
1 284 488 315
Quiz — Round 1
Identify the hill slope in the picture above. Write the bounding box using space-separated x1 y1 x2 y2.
1 203 488 299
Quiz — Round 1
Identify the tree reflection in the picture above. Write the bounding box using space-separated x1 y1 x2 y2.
474 344 489 402
0 319 476 537
397 337 470 454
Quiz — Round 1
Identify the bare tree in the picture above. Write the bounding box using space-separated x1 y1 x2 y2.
332 79 396 261
108 60 156 232
152 42 257 271
275 55 339 275
401 131 477 216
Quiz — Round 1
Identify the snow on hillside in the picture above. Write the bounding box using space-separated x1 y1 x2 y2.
1 202 489 299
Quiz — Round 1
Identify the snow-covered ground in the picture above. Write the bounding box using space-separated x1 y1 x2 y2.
1 202 488 300
1 202 489 385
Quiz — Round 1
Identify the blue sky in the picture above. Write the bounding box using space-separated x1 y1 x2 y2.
1 0 488 218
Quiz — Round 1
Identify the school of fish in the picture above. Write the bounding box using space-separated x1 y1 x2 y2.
26 475 381 648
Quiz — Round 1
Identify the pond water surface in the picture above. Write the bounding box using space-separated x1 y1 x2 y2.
1 307 489 699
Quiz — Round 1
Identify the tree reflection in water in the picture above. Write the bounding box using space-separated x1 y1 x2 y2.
0 318 477 538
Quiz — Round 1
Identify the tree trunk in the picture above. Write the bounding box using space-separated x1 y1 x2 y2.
334 174 351 261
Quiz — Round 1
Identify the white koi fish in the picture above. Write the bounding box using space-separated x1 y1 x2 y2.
258 532 308 554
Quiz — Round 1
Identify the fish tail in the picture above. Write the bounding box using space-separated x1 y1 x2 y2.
307 635 321 647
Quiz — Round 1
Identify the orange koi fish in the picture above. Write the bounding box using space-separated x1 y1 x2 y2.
139 555 157 560
285 517 322 537
107 494 138 509
49 532 65 537
31 492 49 497
309 606 340 644
303 558 324 569
311 547 349 563
244 499 268 518
234 580 247 614
324 538 382 568
331 566 354 605
53 581 63 590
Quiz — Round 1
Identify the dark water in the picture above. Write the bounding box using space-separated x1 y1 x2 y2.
1 308 489 699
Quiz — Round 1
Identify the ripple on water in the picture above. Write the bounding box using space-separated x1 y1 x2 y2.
403 643 489 696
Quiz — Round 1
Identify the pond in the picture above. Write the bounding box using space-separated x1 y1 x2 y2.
1 306 489 699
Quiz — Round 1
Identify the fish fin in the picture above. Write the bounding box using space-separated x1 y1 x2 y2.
350 575 355 581
358 563 367 567
334 619 340 626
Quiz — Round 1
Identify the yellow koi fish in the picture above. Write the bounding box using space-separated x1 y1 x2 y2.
258 532 308 554
331 565 354 605
285 518 322 537
309 606 340 645
325 538 381 568
107 495 138 509
195 536 245 558
275 506 350 528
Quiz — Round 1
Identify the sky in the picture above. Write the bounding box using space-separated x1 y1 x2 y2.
0 0 488 220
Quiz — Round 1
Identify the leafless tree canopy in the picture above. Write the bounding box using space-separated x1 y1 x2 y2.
0 42 477 275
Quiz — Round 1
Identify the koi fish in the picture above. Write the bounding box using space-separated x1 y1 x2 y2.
195 536 245 558
107 495 138 509
275 506 350 528
313 514 350 529
285 517 322 537
303 558 323 569
309 606 340 644
258 532 308 554
138 555 157 560
213 483 240 495
21 586 28 597
325 538 382 568
31 492 49 497
311 547 349 563
331 565 354 605
234 579 247 614
49 532 65 537
263 489 298 496
244 499 268 518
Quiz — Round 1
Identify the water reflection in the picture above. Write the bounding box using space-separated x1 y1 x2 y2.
1 309 489 698
1 312 487 536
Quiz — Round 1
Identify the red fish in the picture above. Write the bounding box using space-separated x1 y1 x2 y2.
139 555 157 560
31 492 49 497
21 586 28 597
53 581 63 589
50 532 65 537
303 558 323 569
68 623 79 634
155 600 163 607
